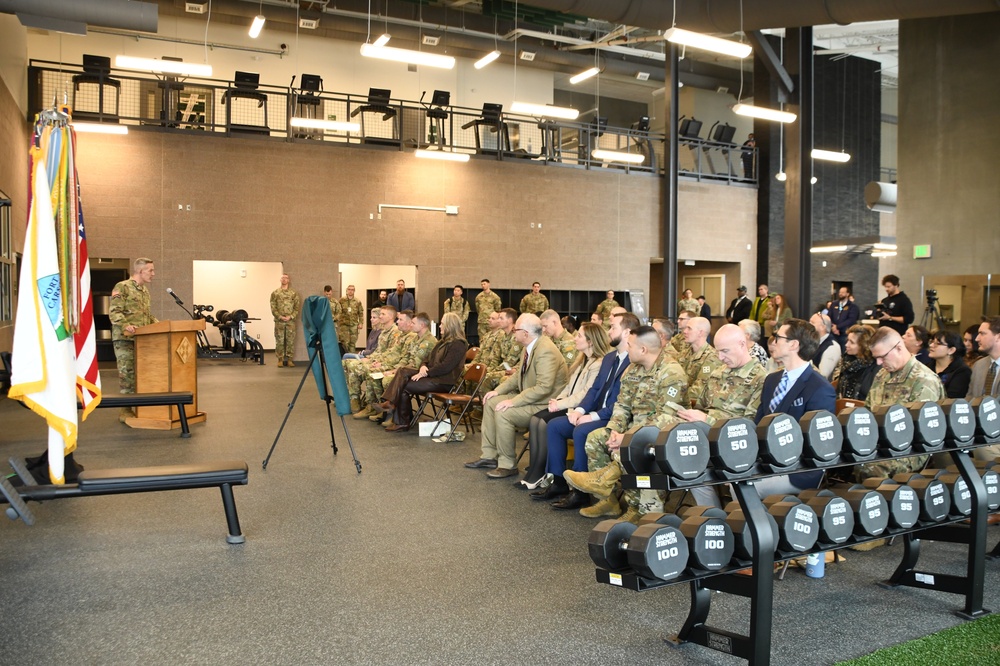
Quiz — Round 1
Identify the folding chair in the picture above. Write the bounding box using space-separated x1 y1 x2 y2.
420 363 488 441
407 362 482 430
465 347 479 362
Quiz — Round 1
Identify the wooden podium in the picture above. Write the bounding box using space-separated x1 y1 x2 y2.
127 319 207 431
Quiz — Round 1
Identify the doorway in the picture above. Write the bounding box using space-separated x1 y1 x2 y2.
193 260 284 349
338 264 418 349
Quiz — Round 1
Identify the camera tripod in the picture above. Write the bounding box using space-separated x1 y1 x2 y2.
920 298 947 331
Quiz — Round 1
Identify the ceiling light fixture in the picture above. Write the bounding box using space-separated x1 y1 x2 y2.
249 14 265 39
373 33 391 47
290 117 360 133
775 171 787 182
510 101 579 120
811 148 851 162
809 244 848 253
115 55 212 77
474 50 501 69
360 43 455 69
663 27 751 59
733 103 797 123
72 122 128 135
569 66 600 84
871 251 898 258
592 149 644 164
415 149 470 163
873 243 898 251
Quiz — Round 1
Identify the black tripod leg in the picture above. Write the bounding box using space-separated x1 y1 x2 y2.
316 344 338 455
262 347 321 470
339 416 363 475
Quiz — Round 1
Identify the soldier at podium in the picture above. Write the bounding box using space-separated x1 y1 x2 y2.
109 257 158 422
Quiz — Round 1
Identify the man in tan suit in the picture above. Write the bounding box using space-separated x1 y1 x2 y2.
466 313 569 478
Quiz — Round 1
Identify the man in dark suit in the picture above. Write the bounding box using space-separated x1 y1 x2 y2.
969 317 1000 462
697 295 712 319
828 286 860 349
533 313 637 514
465 313 568 478
726 285 752 323
387 279 415 312
753 318 837 496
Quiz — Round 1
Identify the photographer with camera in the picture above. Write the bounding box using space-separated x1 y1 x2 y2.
875 274 914 336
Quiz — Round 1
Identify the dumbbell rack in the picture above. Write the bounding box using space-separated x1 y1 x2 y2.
594 441 997 666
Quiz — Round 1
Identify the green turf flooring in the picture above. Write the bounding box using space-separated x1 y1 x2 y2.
837 612 1000 665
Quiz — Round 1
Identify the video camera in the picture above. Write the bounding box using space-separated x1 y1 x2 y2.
925 289 938 305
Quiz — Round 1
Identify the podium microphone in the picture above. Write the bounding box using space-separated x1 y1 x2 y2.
166 287 184 305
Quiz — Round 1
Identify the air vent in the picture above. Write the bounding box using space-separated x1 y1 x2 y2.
519 50 536 61
299 18 319 30
635 72 650 81
184 2 207 14
422 35 440 46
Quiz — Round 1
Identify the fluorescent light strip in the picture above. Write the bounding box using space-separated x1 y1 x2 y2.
664 27 752 59
115 55 212 77
733 103 797 123
415 149 470 162
249 15 265 38
373 33 391 47
290 117 360 132
873 243 897 250
809 245 848 253
592 149 644 164
811 148 851 163
72 122 128 135
474 50 501 69
510 101 579 120
871 251 897 258
360 43 455 69
569 66 600 84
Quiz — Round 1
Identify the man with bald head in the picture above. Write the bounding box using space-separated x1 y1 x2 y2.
466 313 568 478
682 316 724 400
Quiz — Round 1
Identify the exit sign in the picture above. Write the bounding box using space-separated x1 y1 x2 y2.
913 244 932 259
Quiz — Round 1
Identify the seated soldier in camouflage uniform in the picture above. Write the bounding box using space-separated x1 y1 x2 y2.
670 309 698 363
109 257 158 423
520 282 549 315
352 310 417 419
562 326 689 523
367 312 438 423
481 308 523 393
856 327 945 481
652 317 675 350
675 324 768 507
344 305 399 413
682 316 725 401
540 309 579 368
471 311 502 368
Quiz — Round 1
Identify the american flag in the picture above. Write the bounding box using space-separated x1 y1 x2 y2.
71 131 102 417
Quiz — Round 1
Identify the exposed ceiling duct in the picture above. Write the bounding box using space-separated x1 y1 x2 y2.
519 0 1000 33
0 0 158 34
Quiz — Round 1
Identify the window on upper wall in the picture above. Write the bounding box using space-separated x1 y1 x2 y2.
0 195 14 323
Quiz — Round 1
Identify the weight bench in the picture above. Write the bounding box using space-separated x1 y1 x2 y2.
2 458 249 544
93 392 194 437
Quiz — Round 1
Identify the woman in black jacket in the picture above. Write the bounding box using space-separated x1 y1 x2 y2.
833 324 879 401
929 330 972 399
380 312 469 432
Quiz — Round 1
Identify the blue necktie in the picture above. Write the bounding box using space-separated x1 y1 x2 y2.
768 371 790 413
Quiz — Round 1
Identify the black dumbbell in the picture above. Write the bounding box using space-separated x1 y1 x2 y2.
707 417 759 475
799 410 843 464
642 509 735 573
939 399 976 444
928 471 972 516
907 401 946 452
801 489 855 545
949 464 1000 511
838 406 879 459
619 425 666 475
873 404 914 455
766 498 819 552
891 472 952 522
969 396 1000 440
655 422 712 480
830 485 890 537
861 479 920 528
756 413 804 468
725 508 780 561
588 519 689 581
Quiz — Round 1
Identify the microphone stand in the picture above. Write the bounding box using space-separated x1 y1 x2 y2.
167 290 196 319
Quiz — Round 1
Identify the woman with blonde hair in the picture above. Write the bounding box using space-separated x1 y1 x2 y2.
764 293 793 338
521 323 611 495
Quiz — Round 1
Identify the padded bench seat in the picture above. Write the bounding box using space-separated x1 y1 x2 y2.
89 392 194 437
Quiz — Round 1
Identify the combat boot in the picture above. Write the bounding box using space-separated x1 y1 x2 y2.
619 506 641 524
349 398 361 413
352 405 374 419
563 462 622 498
579 494 622 519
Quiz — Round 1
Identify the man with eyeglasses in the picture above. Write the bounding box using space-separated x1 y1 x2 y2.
857 327 944 481
670 309 697 362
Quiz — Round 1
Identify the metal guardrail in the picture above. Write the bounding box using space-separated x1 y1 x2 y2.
28 60 757 184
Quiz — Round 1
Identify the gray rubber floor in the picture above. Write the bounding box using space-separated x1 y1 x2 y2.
1 359 998 665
